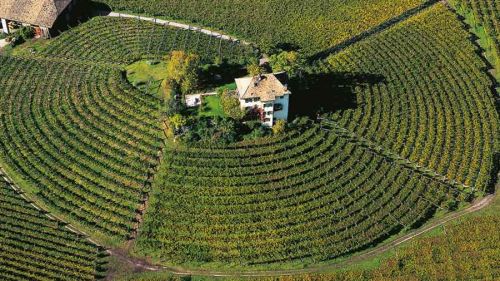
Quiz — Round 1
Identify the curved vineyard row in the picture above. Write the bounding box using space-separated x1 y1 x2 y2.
0 175 106 281
0 56 163 244
39 16 256 65
94 0 428 55
323 4 499 192
134 124 461 266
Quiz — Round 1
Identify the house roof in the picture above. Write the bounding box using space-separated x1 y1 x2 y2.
235 72 290 102
0 0 73 28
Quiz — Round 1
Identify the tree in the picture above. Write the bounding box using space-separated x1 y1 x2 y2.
272 119 287 135
168 114 187 132
247 61 264 76
269 51 305 77
220 89 245 120
165 51 201 94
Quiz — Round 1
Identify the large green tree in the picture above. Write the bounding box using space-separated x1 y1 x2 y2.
220 89 245 120
165 50 201 94
268 51 305 77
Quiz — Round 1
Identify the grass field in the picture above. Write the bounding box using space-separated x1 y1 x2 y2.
198 95 225 118
126 60 168 96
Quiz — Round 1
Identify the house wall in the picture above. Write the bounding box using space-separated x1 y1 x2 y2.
240 98 262 109
1 18 8 34
273 94 290 122
239 94 289 127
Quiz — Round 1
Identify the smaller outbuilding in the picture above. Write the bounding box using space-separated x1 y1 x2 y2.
235 72 291 127
0 0 76 38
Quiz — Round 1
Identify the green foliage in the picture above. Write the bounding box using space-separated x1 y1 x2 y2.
0 56 164 242
220 89 245 120
165 50 201 94
272 119 287 135
247 61 264 76
244 215 500 281
168 113 188 131
39 16 256 65
95 0 427 55
19 26 35 40
269 51 305 77
116 272 185 281
181 117 238 145
135 124 459 266
448 0 500 74
324 4 499 191
0 178 105 280
198 95 225 118
5 26 35 47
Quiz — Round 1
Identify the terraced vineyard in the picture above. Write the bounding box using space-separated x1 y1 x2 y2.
0 176 105 280
0 56 164 244
135 124 461 266
40 16 255 65
325 4 499 192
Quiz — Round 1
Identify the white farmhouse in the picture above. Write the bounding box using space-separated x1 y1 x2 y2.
235 72 291 127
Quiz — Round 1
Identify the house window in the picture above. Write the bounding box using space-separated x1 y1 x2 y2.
253 98 260 102
264 118 271 122
266 111 273 115
274 103 283 111
280 96 284 99
264 103 273 108
245 99 253 103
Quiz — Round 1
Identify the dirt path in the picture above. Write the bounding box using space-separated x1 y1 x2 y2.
106 12 249 45
107 193 495 277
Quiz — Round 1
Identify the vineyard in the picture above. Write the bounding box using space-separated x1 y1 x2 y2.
0 0 498 279
0 176 106 280
134 124 462 266
324 4 499 192
0 55 164 244
94 0 428 55
39 16 255 65
448 0 500 74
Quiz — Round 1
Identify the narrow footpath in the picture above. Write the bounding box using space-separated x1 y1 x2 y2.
106 12 249 45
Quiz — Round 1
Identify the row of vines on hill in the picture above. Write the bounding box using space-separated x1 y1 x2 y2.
94 0 428 55
135 124 462 266
40 16 256 65
448 0 500 73
0 14 257 244
0 176 106 281
320 4 499 192
0 56 163 243
122 214 500 280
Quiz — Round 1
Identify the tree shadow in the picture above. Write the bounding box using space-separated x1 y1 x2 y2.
289 72 386 118
199 62 247 89
269 42 302 53
51 1 112 35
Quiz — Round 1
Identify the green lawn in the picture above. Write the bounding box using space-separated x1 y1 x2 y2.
198 95 225 117
216 82 237 92
125 60 168 96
